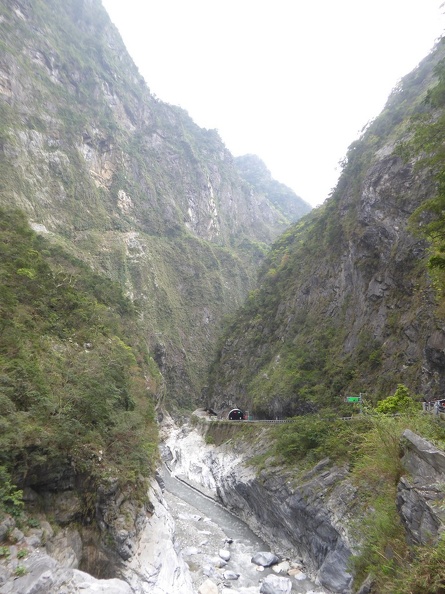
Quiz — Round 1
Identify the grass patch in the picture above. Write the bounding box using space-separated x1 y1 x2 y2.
233 408 445 592
349 412 445 590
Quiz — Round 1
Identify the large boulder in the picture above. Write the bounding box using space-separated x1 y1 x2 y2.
397 430 445 545
0 551 133 594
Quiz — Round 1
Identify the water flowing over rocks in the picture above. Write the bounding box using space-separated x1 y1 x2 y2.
160 464 326 593
161 467 271 592
162 419 355 593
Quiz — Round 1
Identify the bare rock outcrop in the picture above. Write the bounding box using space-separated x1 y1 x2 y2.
0 481 194 594
397 429 445 545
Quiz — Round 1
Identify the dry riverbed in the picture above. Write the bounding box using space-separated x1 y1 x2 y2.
161 469 326 594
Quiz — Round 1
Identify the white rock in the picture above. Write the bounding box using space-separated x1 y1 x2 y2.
123 482 195 593
294 571 308 581
198 577 219 594
219 548 231 561
202 564 218 579
260 574 292 594
251 551 280 567
210 556 227 568
70 573 133 593
182 546 201 556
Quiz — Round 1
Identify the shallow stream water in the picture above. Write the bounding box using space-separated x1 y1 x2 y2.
160 465 326 594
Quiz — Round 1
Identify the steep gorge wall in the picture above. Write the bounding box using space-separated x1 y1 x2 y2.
0 480 196 594
0 0 309 408
208 40 445 416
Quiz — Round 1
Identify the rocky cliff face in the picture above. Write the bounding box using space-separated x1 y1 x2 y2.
0 481 195 594
208 40 445 416
235 154 311 223
397 429 445 547
0 0 308 408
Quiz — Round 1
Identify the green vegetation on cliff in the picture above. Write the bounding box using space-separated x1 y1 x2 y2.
208 38 445 418
203 37 445 594
397 52 445 311
0 209 159 517
234 154 311 222
204 388 445 593
0 0 308 410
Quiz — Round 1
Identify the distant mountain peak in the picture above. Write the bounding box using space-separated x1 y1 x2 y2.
235 154 311 222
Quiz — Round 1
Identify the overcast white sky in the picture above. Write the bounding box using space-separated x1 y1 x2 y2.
101 1 444 207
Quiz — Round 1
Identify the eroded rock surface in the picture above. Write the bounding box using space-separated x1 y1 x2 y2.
397 429 445 545
0 481 194 594
164 422 355 593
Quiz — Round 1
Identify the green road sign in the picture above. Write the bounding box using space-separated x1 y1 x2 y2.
346 396 361 402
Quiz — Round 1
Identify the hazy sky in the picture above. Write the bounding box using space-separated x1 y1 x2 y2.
101 1 444 207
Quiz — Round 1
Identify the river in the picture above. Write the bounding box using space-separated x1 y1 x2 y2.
160 465 326 594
